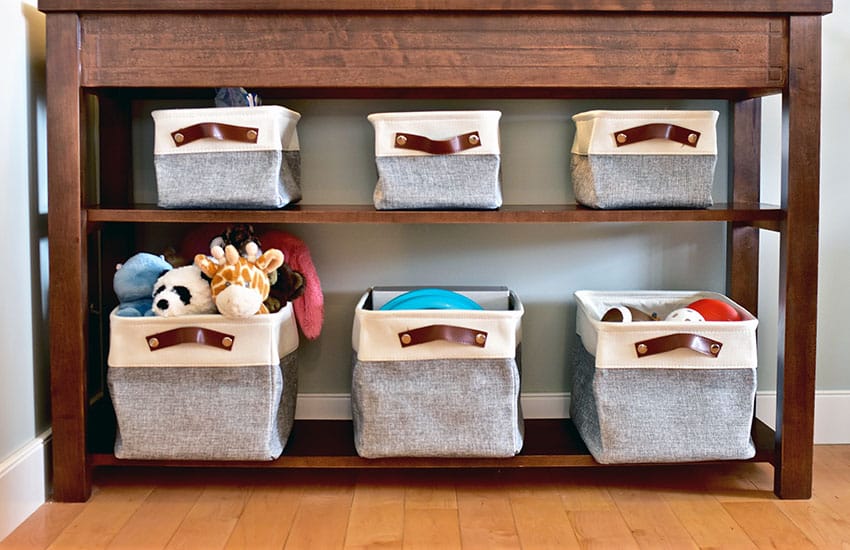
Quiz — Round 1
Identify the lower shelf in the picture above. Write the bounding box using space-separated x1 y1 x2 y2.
88 418 776 469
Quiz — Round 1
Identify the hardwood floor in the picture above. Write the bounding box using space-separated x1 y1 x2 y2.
3 446 850 549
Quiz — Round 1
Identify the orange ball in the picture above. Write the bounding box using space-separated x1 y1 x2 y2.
686 298 741 322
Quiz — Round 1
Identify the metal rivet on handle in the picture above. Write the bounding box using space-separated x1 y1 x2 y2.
222 337 234 348
396 135 408 146
636 343 648 355
148 337 159 349
246 129 258 141
710 343 721 355
688 133 698 145
468 134 480 145
616 133 628 144
475 333 487 345
400 333 412 345
173 133 185 144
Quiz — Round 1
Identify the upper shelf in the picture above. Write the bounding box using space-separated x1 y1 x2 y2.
86 203 784 228
38 0 833 14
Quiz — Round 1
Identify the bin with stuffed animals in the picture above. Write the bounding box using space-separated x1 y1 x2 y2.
570 110 718 209
351 286 524 458
107 245 298 461
151 105 301 209
570 290 757 464
367 111 503 210
107 305 298 460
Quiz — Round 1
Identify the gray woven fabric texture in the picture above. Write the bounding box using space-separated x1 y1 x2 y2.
155 150 301 209
569 344 755 463
109 351 298 460
373 155 502 210
351 354 523 457
571 153 715 209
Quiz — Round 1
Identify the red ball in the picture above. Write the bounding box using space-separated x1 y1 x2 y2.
686 298 741 322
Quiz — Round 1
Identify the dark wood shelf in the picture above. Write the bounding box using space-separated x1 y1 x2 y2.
42 1 827 501
88 418 775 469
38 0 831 15
86 203 784 227
89 86 785 102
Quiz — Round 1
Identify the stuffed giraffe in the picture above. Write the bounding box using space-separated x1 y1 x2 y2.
194 242 284 318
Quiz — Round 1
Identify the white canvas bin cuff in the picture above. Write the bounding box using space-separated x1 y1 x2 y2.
152 105 300 155
574 290 757 370
571 110 718 156
368 111 501 157
352 289 523 362
108 304 299 368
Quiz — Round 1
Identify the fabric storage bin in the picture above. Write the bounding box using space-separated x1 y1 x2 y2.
107 304 299 460
367 111 503 210
151 105 301 209
351 286 524 457
570 290 757 464
571 110 719 209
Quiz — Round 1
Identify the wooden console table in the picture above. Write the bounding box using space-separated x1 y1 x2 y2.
39 0 831 501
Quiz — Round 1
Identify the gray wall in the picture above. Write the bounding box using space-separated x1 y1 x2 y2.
812 7 850 389
1 1 49 463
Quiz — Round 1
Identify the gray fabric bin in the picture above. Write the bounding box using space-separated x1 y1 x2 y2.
152 105 301 209
570 290 757 464
571 110 718 209
351 287 524 457
367 111 503 210
107 305 299 460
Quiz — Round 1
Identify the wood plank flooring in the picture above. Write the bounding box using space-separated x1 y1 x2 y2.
3 446 850 549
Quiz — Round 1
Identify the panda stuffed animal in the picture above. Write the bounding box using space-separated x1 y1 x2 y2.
151 265 216 317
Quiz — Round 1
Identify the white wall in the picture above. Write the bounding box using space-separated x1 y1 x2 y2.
816 2 850 390
758 1 850 393
0 0 48 540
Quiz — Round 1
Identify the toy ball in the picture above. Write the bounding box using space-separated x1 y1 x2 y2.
686 298 741 322
601 306 633 322
665 307 705 322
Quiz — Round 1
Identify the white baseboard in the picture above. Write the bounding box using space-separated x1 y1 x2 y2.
294 393 353 420
296 391 850 444
0 430 51 542
755 390 850 445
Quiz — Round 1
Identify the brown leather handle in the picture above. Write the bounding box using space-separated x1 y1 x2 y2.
398 324 488 348
145 327 235 351
171 122 259 147
634 332 722 358
613 123 701 148
393 131 482 155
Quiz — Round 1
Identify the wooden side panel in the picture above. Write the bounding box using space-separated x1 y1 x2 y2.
775 15 821 500
79 13 787 91
727 98 762 316
46 13 91 502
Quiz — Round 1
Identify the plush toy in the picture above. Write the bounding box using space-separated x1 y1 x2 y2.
113 252 172 317
265 263 305 313
211 225 306 314
209 223 261 258
260 230 324 339
151 265 216 317
194 243 284 318
177 223 262 264
177 224 322 336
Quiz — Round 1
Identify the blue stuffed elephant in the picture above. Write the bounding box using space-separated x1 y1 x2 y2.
113 252 172 316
